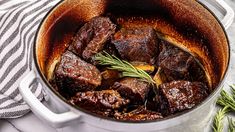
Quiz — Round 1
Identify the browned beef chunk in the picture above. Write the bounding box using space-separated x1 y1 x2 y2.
157 40 205 82
158 81 208 115
68 17 116 60
145 88 159 112
54 51 101 95
103 43 120 57
112 78 150 104
111 27 158 64
114 107 163 121
69 90 130 112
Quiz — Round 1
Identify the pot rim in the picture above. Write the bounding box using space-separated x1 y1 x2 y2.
33 0 231 124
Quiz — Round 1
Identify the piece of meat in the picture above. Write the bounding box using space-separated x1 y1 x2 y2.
114 107 163 121
103 43 120 57
158 81 208 115
111 27 158 64
68 17 116 60
157 40 206 82
54 51 102 95
69 90 130 112
112 78 150 104
145 87 159 112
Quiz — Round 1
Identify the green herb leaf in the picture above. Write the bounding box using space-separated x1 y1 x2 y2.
94 51 155 84
213 106 229 132
230 85 235 100
228 117 235 132
217 90 235 112
213 85 235 132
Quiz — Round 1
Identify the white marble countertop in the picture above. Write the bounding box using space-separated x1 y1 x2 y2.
0 0 235 132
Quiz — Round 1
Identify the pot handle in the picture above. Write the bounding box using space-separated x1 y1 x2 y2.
204 0 234 29
19 71 80 128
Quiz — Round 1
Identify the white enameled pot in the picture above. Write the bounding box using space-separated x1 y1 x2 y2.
19 0 234 132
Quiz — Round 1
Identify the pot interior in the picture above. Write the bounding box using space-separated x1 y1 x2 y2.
35 0 229 120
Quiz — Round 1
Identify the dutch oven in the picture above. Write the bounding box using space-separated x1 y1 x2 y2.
19 0 234 131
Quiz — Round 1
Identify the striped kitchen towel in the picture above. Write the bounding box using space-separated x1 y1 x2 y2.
0 0 60 118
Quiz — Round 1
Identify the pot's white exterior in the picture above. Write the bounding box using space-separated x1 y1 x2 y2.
42 78 217 132
19 0 234 132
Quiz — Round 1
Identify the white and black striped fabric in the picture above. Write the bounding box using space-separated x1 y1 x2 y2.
0 0 60 118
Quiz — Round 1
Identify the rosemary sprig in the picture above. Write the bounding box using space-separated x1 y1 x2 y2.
230 85 235 100
94 51 155 84
228 117 235 132
213 106 229 132
213 85 235 132
217 90 235 112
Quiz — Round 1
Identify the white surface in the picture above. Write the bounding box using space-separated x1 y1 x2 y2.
7 112 57 132
1 0 235 132
0 120 19 132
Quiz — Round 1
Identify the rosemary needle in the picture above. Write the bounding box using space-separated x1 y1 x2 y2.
228 117 235 132
230 85 235 100
213 106 229 132
213 86 235 132
217 89 235 112
94 51 155 84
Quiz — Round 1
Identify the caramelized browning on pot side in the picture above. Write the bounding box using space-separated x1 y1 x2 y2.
32 0 229 124
49 16 212 121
